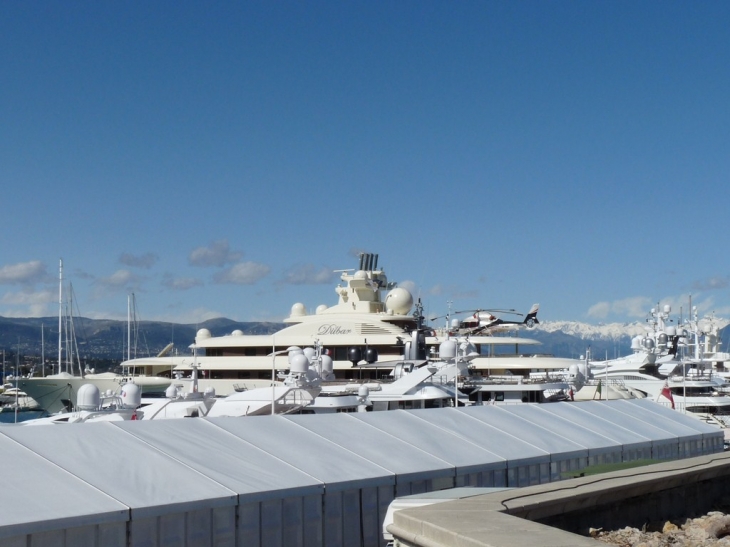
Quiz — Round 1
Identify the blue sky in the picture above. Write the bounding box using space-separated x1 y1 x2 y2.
1 1 728 326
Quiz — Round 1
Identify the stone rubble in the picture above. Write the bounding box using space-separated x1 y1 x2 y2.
592 512 730 546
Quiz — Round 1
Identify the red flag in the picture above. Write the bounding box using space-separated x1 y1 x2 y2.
660 384 675 409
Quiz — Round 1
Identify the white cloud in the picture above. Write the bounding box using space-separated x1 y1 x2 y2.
0 260 47 285
0 289 55 317
587 297 653 319
213 262 270 285
119 252 158 269
97 269 138 288
587 301 611 319
586 294 728 322
162 275 203 291
611 296 653 318
189 240 243 267
693 276 730 291
280 264 335 285
91 270 141 298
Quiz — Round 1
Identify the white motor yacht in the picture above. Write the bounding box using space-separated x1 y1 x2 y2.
117 253 584 398
19 253 584 413
588 304 730 415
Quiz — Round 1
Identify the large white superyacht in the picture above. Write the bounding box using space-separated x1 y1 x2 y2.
119 253 579 395
21 253 580 412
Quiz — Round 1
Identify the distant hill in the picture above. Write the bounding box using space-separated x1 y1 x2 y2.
0 316 284 362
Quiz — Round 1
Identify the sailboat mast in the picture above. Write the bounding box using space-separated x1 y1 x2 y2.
58 259 63 375
127 294 131 362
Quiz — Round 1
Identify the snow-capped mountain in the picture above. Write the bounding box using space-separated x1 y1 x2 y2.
524 317 730 360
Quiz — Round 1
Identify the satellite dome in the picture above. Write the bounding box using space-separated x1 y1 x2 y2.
631 336 643 351
77 384 101 410
290 353 309 373
315 304 328 314
439 340 457 359
354 270 367 280
231 329 244 336
303 347 316 361
120 383 141 408
196 328 212 341
287 346 303 364
321 354 334 374
290 302 306 317
384 287 414 315
165 384 179 399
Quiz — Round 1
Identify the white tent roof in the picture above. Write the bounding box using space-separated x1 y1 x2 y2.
283 413 454 484
610 399 716 443
0 433 128 540
405 408 552 467
349 410 507 475
207 415 396 492
0 399 722 543
568 401 685 446
475 404 624 455
459 405 592 460
0 422 237 520
112 419 323 503
528 401 655 451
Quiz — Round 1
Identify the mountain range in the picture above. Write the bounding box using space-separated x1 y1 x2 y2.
1 315 728 365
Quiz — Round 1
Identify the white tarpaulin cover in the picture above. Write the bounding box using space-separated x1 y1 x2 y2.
466 404 619 457
0 399 722 547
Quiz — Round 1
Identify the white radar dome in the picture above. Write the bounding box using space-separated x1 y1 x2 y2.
303 347 316 361
354 270 368 280
290 303 306 317
384 287 414 315
196 328 212 341
321 354 334 374
287 346 303 364
631 336 643 351
315 304 328 314
77 384 101 410
231 329 244 336
439 340 457 360
290 353 309 373
120 383 142 408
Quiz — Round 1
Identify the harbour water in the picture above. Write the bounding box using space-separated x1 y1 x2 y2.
0 409 45 424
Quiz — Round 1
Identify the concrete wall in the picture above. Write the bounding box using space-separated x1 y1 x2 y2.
389 452 730 547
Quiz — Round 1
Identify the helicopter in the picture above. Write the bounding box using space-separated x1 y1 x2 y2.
433 304 540 335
